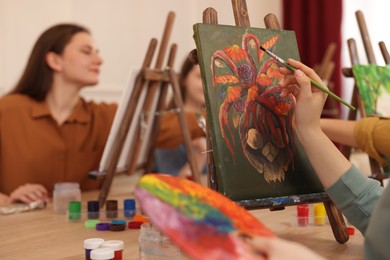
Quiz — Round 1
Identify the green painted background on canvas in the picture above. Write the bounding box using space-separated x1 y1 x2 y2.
353 65 390 116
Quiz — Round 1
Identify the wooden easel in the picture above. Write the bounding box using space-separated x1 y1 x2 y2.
341 10 387 184
192 0 348 243
98 11 201 206
315 43 340 118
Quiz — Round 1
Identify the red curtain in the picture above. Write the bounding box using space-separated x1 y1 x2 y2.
283 0 343 113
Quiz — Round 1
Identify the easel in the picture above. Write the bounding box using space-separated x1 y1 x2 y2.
192 0 348 243
341 10 387 184
98 11 201 206
315 43 340 118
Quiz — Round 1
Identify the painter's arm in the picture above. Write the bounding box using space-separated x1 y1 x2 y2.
320 119 357 147
280 59 351 189
250 60 375 258
280 60 383 234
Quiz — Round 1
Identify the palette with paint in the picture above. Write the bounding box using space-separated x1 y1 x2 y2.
135 174 274 260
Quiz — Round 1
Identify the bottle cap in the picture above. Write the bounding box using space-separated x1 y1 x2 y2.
68 201 81 213
111 219 126 225
101 240 124 251
133 215 149 223
87 201 100 212
90 248 114 260
84 238 105 249
54 182 80 190
85 220 100 229
124 199 136 210
106 200 118 211
128 221 143 229
297 204 309 217
109 223 126 231
96 223 110 231
347 227 355 235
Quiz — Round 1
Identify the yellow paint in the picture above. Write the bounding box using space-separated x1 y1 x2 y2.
314 203 327 225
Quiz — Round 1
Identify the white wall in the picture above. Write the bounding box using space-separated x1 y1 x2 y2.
341 0 390 117
0 0 282 102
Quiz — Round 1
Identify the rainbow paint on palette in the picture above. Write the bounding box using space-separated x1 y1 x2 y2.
135 174 274 260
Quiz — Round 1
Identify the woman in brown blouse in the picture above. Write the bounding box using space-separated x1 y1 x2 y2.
0 24 117 205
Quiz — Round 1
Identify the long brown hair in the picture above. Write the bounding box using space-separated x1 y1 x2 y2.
11 24 89 101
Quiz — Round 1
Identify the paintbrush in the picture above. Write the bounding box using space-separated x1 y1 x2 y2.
259 46 356 110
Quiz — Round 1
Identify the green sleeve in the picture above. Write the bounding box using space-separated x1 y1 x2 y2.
364 180 390 259
325 165 383 234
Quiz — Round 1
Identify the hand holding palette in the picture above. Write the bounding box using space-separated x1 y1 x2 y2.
135 174 274 260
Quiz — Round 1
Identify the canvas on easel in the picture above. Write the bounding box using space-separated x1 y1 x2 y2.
91 67 141 178
352 65 390 117
193 23 324 200
342 10 388 182
192 2 348 244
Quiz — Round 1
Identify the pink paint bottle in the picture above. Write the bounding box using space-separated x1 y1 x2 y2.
101 240 124 260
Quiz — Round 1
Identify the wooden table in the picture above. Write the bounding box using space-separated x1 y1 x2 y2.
0 174 364 260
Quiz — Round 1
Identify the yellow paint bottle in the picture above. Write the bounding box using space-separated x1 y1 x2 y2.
314 203 327 225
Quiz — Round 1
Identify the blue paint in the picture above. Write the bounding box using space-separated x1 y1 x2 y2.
124 199 136 218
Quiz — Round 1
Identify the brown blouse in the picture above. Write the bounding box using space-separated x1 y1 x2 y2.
0 94 117 195
156 112 206 149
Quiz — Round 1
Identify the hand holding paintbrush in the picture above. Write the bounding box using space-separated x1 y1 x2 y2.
259 46 355 110
273 58 336 132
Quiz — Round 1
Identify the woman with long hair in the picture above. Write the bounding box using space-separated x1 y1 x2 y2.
0 24 117 205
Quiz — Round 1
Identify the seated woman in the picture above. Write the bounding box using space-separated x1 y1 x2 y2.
0 24 117 205
153 57 207 178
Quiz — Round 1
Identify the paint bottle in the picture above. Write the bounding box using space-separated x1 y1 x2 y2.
68 201 82 221
84 238 104 260
314 203 327 225
101 240 124 260
123 199 136 218
53 182 81 214
106 200 118 219
87 201 100 219
297 204 309 226
90 248 114 260
138 223 180 260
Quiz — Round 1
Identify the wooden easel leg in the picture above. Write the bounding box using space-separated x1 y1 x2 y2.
126 12 175 176
168 68 201 184
97 72 146 207
323 200 349 243
97 39 157 207
143 44 177 173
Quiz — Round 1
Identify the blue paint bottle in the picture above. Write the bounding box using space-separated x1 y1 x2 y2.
124 199 136 218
